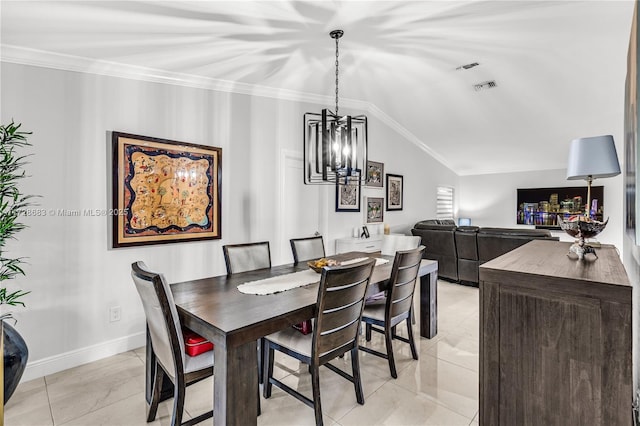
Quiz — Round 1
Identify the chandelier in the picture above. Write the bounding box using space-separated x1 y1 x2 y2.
304 30 368 184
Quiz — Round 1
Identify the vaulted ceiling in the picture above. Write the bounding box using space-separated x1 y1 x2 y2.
0 0 634 175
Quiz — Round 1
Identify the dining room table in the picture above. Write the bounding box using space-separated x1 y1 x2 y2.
147 251 438 426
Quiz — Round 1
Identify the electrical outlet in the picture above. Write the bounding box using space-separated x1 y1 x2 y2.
109 306 122 322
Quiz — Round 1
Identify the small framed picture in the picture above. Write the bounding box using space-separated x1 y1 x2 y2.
361 225 370 238
335 172 361 212
366 161 384 187
365 197 384 223
386 174 403 211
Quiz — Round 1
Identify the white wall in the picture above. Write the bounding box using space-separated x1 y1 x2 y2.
458 168 624 252
0 62 457 380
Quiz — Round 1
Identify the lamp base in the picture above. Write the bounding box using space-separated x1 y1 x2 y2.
567 238 598 260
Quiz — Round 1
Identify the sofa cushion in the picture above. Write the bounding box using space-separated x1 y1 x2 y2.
411 227 458 282
413 223 457 231
478 227 552 237
457 226 480 233
455 230 479 261
458 259 479 283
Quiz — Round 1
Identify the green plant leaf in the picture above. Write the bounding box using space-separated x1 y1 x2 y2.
0 120 35 309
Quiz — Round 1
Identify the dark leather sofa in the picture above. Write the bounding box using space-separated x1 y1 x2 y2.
411 220 559 285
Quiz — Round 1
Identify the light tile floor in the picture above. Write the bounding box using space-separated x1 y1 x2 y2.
6 280 480 426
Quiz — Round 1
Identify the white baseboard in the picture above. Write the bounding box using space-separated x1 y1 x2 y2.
21 332 146 382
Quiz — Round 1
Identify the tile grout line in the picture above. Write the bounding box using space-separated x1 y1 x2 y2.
43 375 55 426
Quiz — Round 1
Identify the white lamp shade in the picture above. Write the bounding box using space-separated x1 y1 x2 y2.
566 135 621 180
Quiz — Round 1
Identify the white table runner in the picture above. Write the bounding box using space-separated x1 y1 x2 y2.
237 270 320 295
342 257 389 267
237 257 390 296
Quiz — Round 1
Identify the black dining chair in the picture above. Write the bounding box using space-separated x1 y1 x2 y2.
368 235 422 324
222 241 272 388
223 241 271 274
262 259 376 426
359 246 425 378
290 235 325 334
290 235 325 264
131 261 214 426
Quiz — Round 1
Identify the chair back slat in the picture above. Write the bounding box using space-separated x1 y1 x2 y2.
290 236 325 263
223 241 271 274
386 247 425 325
317 321 361 357
318 301 363 334
390 296 414 320
321 278 371 312
313 259 375 360
394 265 421 289
390 279 416 305
131 262 184 380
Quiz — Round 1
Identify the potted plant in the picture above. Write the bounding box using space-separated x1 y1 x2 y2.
0 121 34 405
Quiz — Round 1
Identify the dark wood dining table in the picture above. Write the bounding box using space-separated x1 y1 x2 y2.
150 251 437 426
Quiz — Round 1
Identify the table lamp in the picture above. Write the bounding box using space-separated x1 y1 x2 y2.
558 135 621 259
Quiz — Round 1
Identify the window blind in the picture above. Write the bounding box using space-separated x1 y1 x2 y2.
436 186 454 220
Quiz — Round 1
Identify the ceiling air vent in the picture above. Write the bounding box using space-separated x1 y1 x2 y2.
456 62 479 70
474 80 497 91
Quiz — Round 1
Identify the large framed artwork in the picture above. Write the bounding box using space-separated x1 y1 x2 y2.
365 197 384 223
386 174 403 211
112 132 222 248
366 161 384 187
336 172 361 212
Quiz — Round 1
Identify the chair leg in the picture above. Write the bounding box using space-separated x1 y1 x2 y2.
171 376 186 426
257 378 261 416
147 359 163 422
258 338 264 384
263 344 275 398
407 316 418 360
365 323 372 341
310 363 323 426
350 347 365 405
385 327 397 379
256 343 262 416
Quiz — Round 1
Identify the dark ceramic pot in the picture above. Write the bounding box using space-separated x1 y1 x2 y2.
3 322 28 403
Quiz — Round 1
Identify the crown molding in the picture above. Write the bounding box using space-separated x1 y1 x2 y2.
456 164 566 176
366 103 455 171
0 44 455 173
0 44 372 108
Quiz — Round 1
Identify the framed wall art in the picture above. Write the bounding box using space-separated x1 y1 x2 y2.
386 174 403 211
626 7 640 245
365 197 384 223
112 132 222 248
366 161 384 187
336 172 361 212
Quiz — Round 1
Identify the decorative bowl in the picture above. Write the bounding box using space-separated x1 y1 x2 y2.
557 215 608 260
557 216 608 240
307 258 338 273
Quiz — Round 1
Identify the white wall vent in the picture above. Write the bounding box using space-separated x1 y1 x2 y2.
456 62 480 70
473 80 497 91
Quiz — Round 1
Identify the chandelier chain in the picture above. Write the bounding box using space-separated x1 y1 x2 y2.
335 35 339 115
